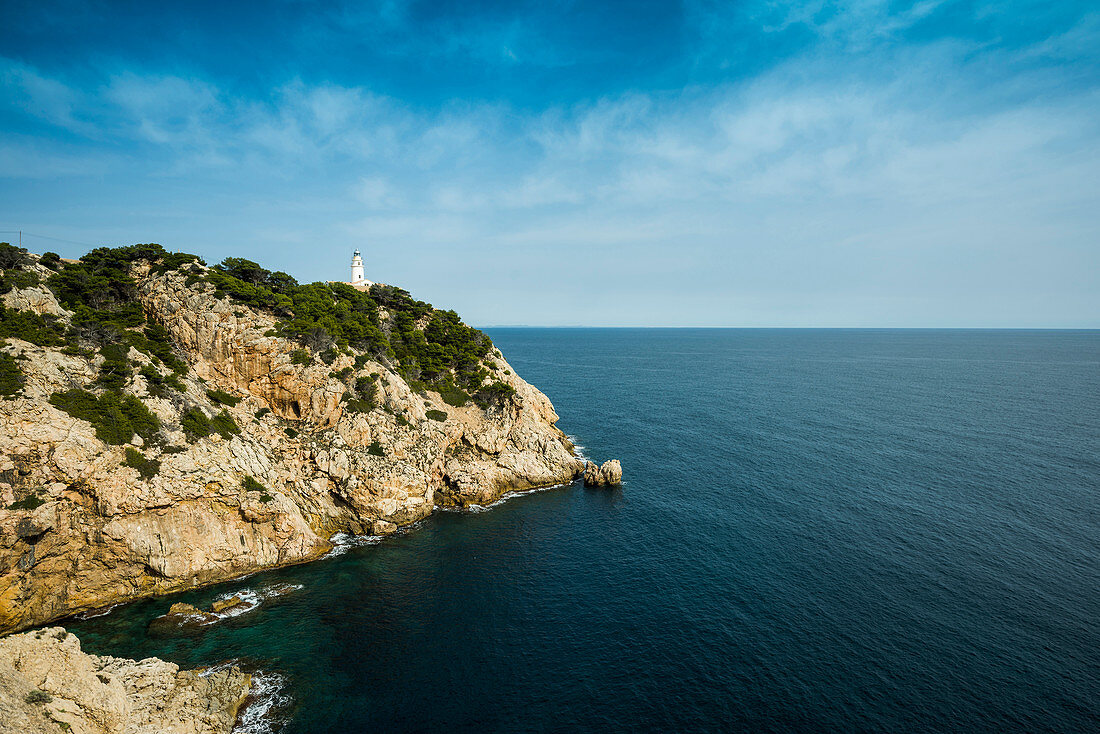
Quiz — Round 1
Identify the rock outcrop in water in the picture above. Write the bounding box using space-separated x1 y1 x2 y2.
0 246 587 634
0 627 248 734
583 459 623 487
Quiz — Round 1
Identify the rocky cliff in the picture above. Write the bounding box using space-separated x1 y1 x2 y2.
0 626 248 734
0 245 585 634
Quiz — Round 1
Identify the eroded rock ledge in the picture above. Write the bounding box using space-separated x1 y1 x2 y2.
0 627 248 734
0 255 588 633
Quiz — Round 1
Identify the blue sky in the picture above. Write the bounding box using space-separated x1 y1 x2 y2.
1 0 1097 326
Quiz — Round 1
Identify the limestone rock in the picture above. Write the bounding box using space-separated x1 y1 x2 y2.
583 459 623 487
0 627 249 734
1 286 66 317
372 519 398 535
0 257 586 633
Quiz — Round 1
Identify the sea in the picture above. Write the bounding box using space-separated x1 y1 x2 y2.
66 329 1100 733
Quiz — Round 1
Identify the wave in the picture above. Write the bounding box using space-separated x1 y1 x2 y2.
151 582 304 630
233 669 292 734
74 601 124 620
199 662 291 734
438 481 572 514
566 434 589 461
206 583 304 623
324 532 384 557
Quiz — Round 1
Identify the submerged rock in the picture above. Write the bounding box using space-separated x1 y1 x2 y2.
210 596 245 614
0 626 249 734
583 460 623 487
150 603 219 632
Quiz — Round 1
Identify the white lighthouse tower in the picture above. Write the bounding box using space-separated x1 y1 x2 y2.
350 249 365 285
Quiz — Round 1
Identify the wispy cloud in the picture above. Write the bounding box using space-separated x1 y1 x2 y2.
0 1 1097 326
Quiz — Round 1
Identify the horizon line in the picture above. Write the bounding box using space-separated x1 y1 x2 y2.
476 325 1100 330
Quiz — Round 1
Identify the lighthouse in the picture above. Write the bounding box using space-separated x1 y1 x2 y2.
341 249 374 290
350 249 365 284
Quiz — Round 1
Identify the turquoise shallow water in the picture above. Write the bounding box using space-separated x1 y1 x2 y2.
67 329 1100 732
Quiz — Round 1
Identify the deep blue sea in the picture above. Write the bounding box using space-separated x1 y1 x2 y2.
67 329 1100 733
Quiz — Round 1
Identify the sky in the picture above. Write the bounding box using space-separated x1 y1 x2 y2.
1 0 1097 327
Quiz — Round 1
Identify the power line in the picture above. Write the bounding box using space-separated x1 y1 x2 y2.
0 230 107 249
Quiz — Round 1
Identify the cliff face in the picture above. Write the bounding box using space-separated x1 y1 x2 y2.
0 627 248 734
0 256 583 634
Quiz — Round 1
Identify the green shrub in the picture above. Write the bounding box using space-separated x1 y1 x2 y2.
140 322 187 374
180 407 212 442
254 407 270 419
284 427 298 438
332 367 353 381
96 343 132 390
344 398 375 414
259 493 274 503
50 389 160 445
60 345 94 358
211 410 240 439
366 440 384 456
40 246 192 378
24 689 52 704
0 268 40 294
0 242 29 270
436 380 470 407
150 251 202 275
124 448 160 479
139 364 184 398
181 407 238 441
7 494 46 511
48 244 165 317
45 244 185 365
426 409 447 422
0 307 69 347
477 381 517 406
242 475 266 493
206 389 240 407
344 375 377 413
39 252 62 270
214 257 297 294
290 349 310 365
0 352 23 397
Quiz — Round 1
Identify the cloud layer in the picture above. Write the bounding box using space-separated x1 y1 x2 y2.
1 0 1097 326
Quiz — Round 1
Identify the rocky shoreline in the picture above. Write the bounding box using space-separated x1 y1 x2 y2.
0 627 249 734
0 244 621 731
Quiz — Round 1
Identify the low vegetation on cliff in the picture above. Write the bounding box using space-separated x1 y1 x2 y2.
48 389 161 445
16 241 513 409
